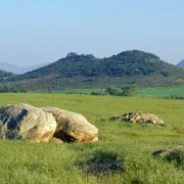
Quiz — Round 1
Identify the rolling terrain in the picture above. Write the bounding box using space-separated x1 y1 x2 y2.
4 50 184 91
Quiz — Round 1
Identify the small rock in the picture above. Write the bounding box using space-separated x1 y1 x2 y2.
109 112 165 126
49 137 64 144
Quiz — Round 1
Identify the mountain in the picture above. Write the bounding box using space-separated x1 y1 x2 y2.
0 63 22 74
177 59 184 68
0 62 50 74
5 50 184 91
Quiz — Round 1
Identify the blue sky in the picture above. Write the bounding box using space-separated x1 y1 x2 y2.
0 0 184 66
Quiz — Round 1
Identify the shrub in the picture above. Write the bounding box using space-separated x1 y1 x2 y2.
120 85 139 96
90 91 105 96
105 85 139 96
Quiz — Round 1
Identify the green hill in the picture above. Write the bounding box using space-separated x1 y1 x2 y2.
0 69 13 80
5 50 184 90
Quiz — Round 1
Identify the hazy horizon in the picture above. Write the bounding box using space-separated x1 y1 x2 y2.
1 0 184 67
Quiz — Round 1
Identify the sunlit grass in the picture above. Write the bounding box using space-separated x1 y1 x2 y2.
0 93 184 183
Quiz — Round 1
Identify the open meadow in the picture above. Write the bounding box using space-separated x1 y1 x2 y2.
1 93 184 183
34 85 184 97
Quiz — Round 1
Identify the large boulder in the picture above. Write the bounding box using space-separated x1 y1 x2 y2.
0 104 57 142
109 112 165 126
40 107 98 143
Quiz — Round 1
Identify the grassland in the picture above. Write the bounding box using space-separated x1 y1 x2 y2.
140 86 184 97
1 93 184 183
33 85 184 97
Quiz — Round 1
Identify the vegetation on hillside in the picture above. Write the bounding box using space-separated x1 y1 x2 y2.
4 50 184 90
12 50 184 79
0 70 13 80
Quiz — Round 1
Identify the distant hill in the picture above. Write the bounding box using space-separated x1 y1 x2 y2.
0 69 13 81
177 59 184 68
5 50 184 91
0 62 50 74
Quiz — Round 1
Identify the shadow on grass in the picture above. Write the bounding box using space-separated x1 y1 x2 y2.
78 149 124 176
165 151 184 169
131 179 145 184
153 149 184 169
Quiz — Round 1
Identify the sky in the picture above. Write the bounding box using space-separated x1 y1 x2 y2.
0 0 184 67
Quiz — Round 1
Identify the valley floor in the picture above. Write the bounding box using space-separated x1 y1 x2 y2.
32 85 184 97
0 94 184 184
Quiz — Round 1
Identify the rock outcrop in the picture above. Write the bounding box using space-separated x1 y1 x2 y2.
109 112 165 126
0 104 99 143
41 107 98 142
0 104 57 142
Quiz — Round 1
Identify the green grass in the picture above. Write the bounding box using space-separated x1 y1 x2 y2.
1 93 184 183
32 85 184 97
140 86 184 97
32 88 104 95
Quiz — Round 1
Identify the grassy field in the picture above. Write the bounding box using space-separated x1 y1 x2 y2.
1 93 184 183
140 86 184 97
32 86 184 97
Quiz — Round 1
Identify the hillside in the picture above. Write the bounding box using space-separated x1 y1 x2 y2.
0 69 13 80
177 59 184 68
5 50 184 90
